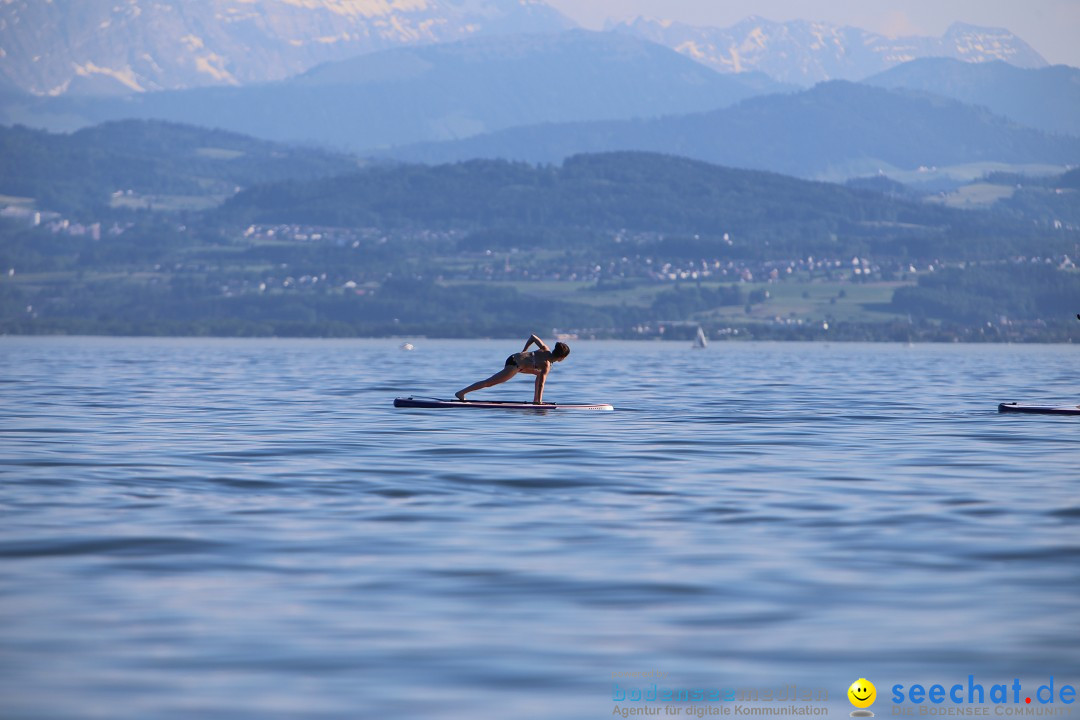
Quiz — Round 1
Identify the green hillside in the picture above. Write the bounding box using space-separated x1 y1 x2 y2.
0 120 357 216
220 151 1065 261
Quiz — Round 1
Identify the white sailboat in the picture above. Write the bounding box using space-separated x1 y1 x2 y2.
692 326 708 349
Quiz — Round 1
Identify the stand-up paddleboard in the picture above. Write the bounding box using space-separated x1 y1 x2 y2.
999 402 1080 416
394 396 613 411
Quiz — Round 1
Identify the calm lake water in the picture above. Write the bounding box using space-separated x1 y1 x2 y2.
1 337 1078 719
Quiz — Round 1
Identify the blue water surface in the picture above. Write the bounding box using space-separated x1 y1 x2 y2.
1 338 1078 719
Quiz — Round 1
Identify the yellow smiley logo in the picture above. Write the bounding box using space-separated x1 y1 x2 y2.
848 678 876 708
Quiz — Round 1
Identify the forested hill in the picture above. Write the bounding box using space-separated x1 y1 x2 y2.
219 152 1039 258
0 121 357 215
223 152 943 229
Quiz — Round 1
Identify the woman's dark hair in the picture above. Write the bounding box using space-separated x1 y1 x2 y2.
552 342 570 360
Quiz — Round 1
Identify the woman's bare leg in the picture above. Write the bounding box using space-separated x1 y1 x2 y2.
456 367 518 400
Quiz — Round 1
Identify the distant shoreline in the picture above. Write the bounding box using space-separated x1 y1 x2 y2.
3 325 1077 344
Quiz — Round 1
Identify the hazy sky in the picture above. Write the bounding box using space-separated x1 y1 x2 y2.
544 0 1080 68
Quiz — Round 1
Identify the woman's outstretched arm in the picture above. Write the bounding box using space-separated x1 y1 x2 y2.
523 334 549 352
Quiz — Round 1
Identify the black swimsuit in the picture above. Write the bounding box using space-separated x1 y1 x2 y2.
505 354 519 368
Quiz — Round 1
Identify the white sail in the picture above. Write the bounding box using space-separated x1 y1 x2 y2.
693 326 708 349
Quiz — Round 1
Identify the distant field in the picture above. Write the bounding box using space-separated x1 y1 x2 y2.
196 147 246 160
110 193 229 211
444 278 912 323
703 280 910 323
890 162 1068 186
927 183 1015 209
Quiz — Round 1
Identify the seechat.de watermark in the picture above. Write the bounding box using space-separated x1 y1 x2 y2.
843 676 1078 718
890 677 1077 716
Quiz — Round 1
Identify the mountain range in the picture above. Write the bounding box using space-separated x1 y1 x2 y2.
1 31 778 148
0 2 1076 187
0 0 1054 97
387 81 1080 180
0 0 573 96
610 16 1049 85
865 58 1080 138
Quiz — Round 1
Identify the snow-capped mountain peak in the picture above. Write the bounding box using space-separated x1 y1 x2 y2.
0 0 574 96
610 16 1048 85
